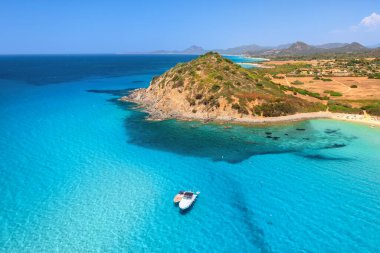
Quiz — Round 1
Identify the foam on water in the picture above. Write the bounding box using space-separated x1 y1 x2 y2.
1 55 379 252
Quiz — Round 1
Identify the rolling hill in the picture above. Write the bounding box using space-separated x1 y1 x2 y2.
121 52 325 120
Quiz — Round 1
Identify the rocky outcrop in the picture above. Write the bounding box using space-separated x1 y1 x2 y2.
121 52 323 121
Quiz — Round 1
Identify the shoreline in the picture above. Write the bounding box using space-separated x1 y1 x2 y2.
120 97 380 127
236 62 273 69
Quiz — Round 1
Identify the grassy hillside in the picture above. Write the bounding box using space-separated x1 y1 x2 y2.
143 52 325 117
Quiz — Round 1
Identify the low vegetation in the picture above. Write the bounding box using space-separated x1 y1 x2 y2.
279 85 329 100
361 101 380 115
136 52 330 117
328 100 362 114
324 90 343 97
130 52 380 118
368 73 380 79
258 57 380 80
256 63 311 76
291 80 304 85
329 99 380 116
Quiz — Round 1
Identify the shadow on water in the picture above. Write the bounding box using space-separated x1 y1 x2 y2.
299 153 355 161
230 180 272 252
89 89 357 164
86 88 133 96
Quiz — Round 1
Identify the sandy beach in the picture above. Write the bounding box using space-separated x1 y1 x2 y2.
190 112 380 127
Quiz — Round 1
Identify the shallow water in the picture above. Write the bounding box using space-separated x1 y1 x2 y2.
0 55 379 252
224 55 265 69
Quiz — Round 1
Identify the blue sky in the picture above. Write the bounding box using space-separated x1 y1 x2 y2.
1 0 380 54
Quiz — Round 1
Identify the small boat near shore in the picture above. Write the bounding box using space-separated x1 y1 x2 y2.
179 191 200 210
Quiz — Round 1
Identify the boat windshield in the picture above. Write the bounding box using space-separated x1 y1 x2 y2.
183 192 193 198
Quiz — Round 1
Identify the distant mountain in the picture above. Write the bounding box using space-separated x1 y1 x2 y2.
145 41 371 56
182 45 207 54
274 43 293 49
367 43 380 48
215 44 270 55
150 45 207 55
331 42 367 53
315 43 348 49
249 41 370 56
281 41 323 55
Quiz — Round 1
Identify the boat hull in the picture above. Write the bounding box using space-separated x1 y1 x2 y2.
179 195 197 210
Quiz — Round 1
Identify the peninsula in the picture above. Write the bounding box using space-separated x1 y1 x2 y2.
121 52 380 126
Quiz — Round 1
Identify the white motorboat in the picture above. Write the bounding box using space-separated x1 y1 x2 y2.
179 191 199 210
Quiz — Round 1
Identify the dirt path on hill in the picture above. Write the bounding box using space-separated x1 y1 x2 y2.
332 78 352 93
284 76 290 86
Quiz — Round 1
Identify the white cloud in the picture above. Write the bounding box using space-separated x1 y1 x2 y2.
350 12 380 31
328 12 380 44
360 12 380 28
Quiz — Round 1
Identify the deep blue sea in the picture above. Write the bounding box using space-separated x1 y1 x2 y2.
0 55 379 252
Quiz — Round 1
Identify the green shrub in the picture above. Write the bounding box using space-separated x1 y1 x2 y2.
329 105 361 114
210 84 221 92
209 98 220 108
231 103 249 114
282 84 328 100
172 79 184 88
328 100 362 114
224 58 234 64
361 102 380 116
254 102 297 117
350 85 358 88
224 81 234 88
331 92 342 97
215 75 223 81
368 73 380 79
231 103 240 110
324 90 342 96
291 80 304 85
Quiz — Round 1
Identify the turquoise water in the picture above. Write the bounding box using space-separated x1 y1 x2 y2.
224 55 267 63
224 55 266 68
1 55 380 252
236 63 257 69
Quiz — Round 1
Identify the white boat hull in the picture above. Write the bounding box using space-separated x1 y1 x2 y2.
179 195 197 210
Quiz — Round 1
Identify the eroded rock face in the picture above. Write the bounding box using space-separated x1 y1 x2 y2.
121 52 323 120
